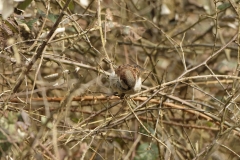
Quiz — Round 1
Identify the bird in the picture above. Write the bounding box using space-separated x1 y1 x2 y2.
109 64 142 97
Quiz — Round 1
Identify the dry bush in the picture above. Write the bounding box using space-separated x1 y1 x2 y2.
0 0 240 159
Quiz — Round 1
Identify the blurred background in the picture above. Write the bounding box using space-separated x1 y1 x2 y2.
0 0 240 159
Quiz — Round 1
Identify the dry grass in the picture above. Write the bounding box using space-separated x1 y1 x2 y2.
0 0 240 159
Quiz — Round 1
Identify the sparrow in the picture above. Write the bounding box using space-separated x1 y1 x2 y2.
109 64 142 96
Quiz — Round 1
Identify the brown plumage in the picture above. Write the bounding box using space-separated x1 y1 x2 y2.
109 64 142 95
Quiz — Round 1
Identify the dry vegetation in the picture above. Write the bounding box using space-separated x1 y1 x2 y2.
1 0 240 159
